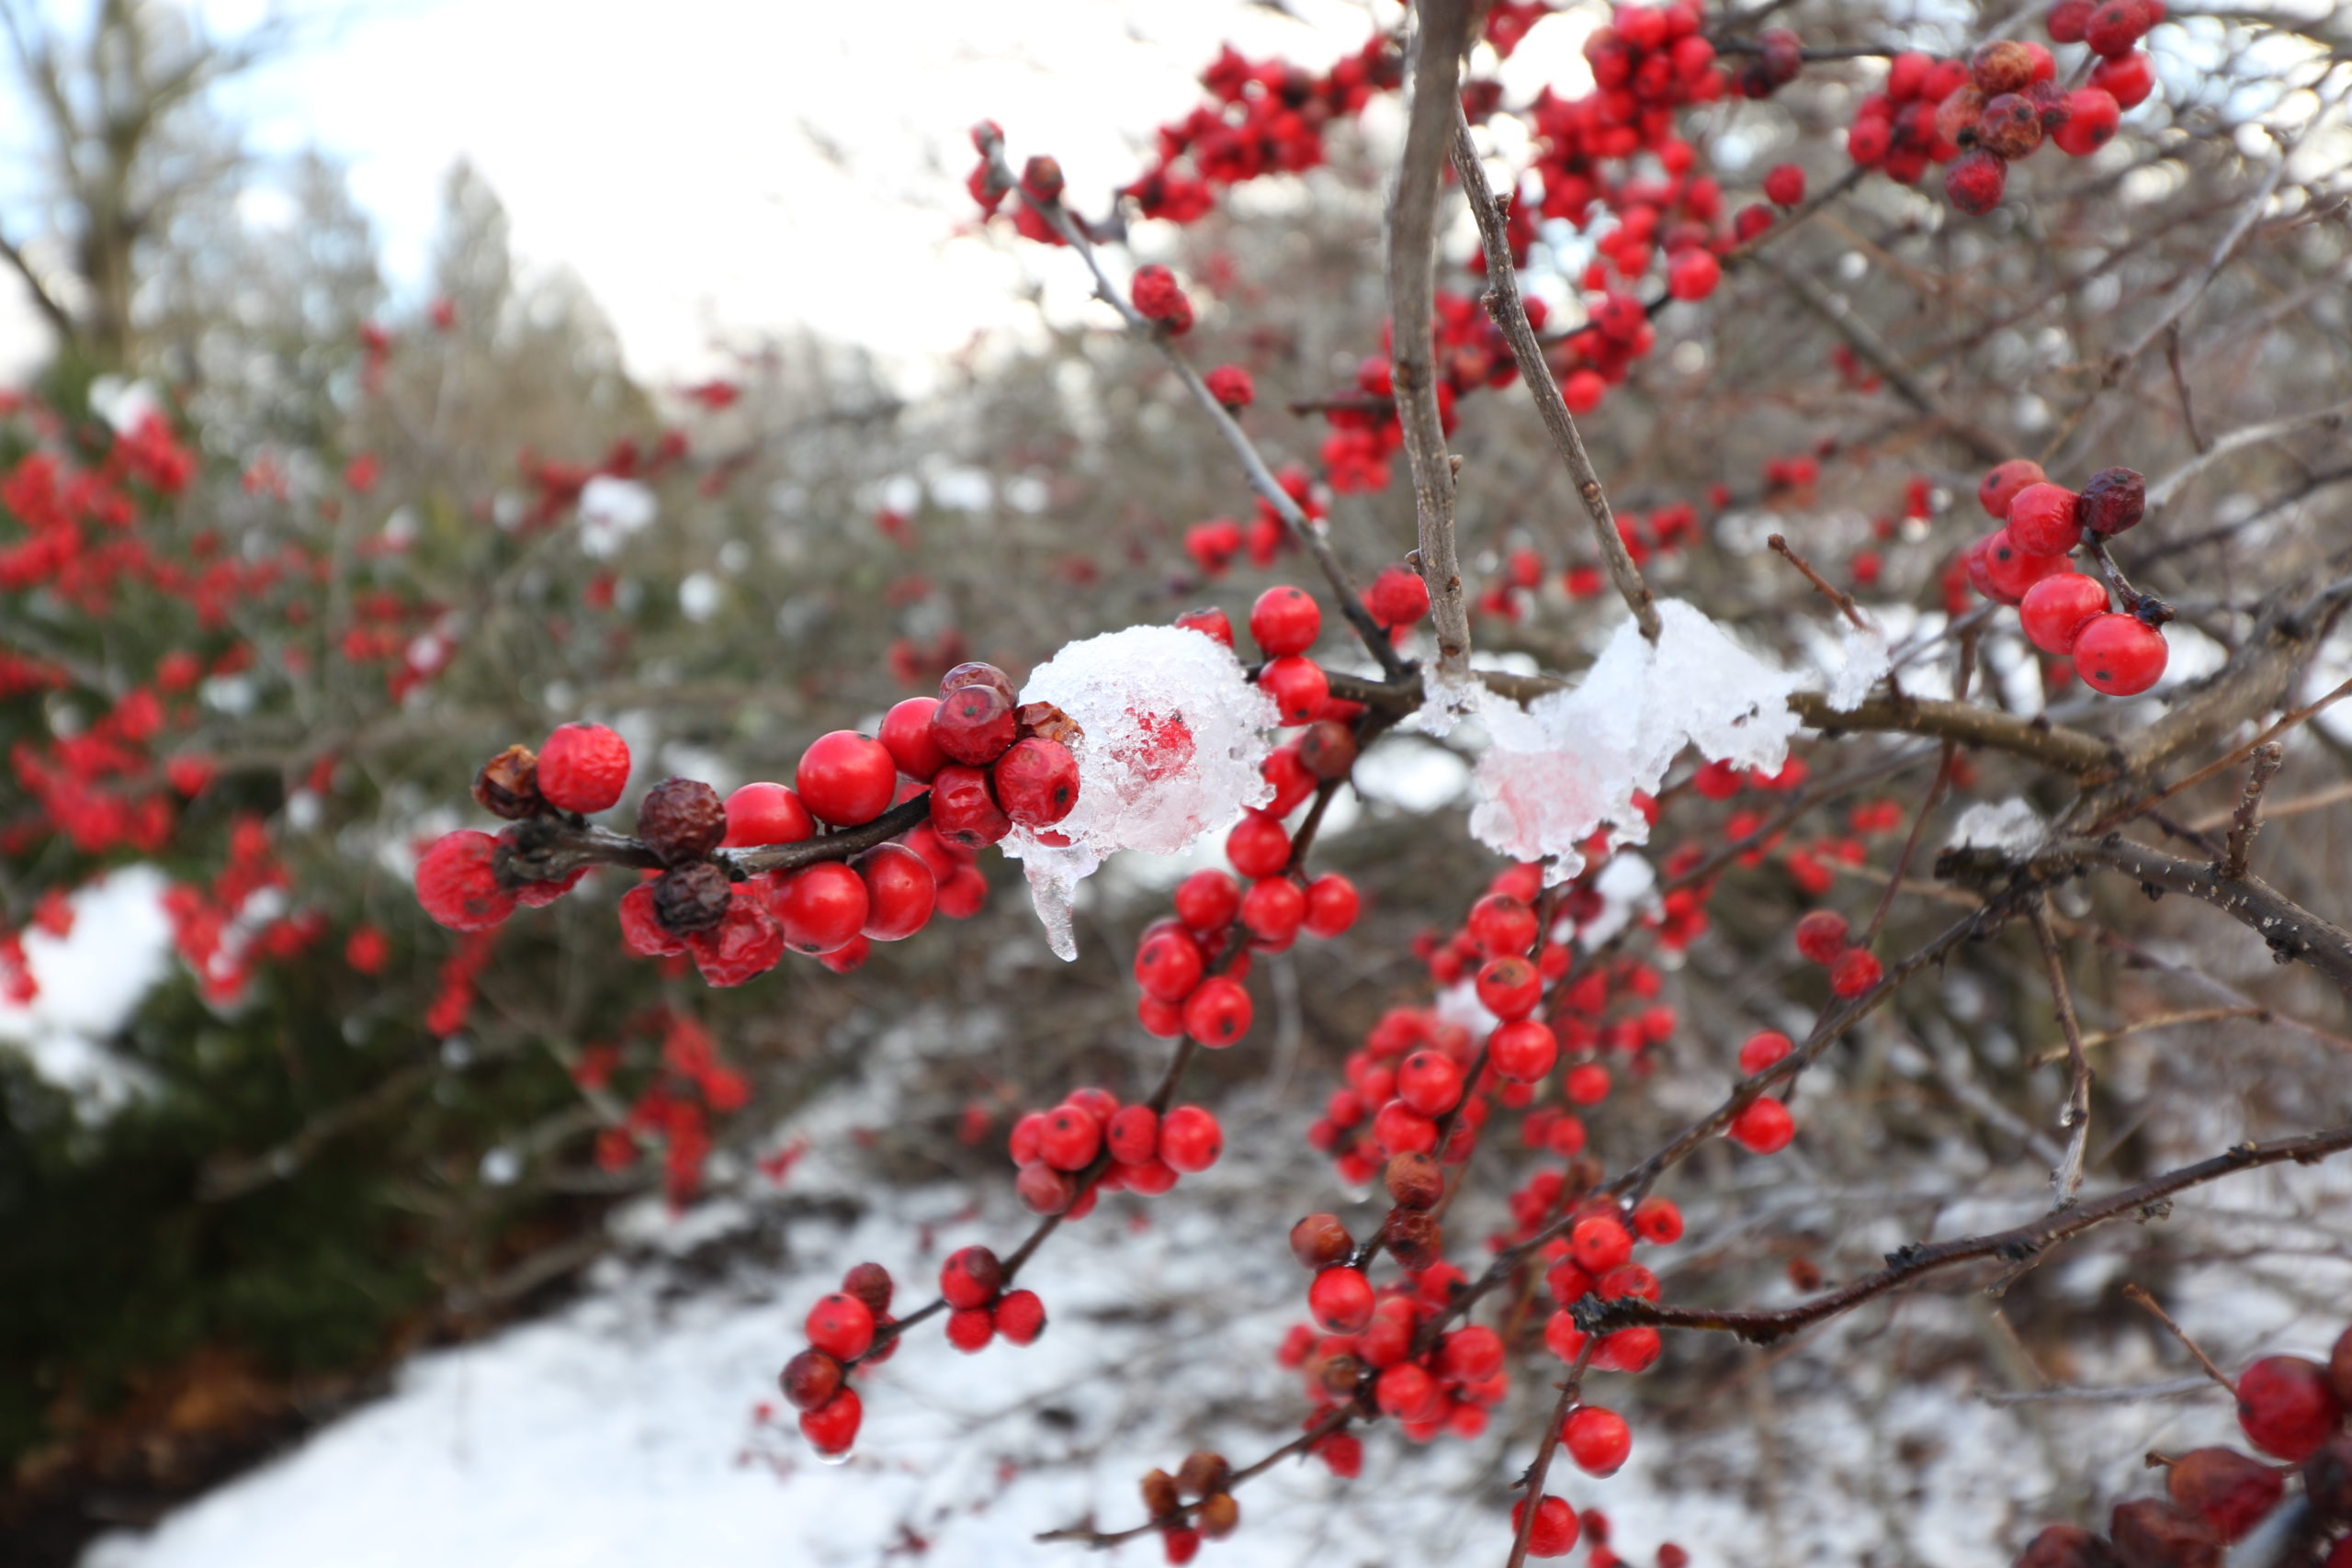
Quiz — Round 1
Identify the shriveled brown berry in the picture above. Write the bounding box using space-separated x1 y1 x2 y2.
1976 94 2044 159
1289 1213 1353 1269
1937 84 1987 144
2079 467 2146 536
2015 1524 2120 1568
1971 39 2037 95
1315 1349 1363 1397
638 777 727 864
1140 1468 1181 1517
2306 1431 2352 1519
2109 1499 2222 1568
2166 1448 2284 1540
1297 719 1358 780
1382 1208 1443 1269
779 1348 842 1411
651 861 732 934
1016 700 1084 746
472 744 543 819
1385 1150 1444 1210
1176 1450 1230 1501
1198 1493 1240 1540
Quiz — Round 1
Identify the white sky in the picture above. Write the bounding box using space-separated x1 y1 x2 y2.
0 0 1612 389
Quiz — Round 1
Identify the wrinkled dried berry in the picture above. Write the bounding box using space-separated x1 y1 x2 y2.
638 777 727 864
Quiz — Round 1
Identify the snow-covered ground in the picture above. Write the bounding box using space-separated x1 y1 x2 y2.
77 1058 2350 1568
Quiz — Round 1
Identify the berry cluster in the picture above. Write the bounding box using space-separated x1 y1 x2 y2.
2016 1323 2352 1566
1006 1089 1225 1217
1962 457 2165 696
1137 1451 1247 1564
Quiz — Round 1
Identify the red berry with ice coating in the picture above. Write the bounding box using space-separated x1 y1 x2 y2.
537 722 630 813
2073 614 2168 696
991 738 1080 828
797 731 897 826
929 765 1012 848
416 830 516 931
1250 585 1322 656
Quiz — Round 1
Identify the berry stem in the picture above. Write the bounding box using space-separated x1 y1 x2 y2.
2119 1282 2239 1393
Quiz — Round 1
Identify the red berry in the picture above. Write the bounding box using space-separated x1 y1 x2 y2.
2007 483 2083 556
1729 1097 1796 1153
1374 1098 1436 1156
1511 1495 1580 1558
1250 585 1321 656
992 1289 1047 1345
991 737 1080 828
940 1246 1003 1309
1476 954 1543 1021
2020 574 2112 655
2053 87 2121 154
805 1292 876 1359
1174 605 1235 647
1036 1105 1102 1171
1396 1049 1464 1116
415 830 516 931
1107 1104 1159 1164
1944 150 2007 217
931 683 1019 766
1437 1325 1504 1382
1136 927 1205 1002
1979 459 2047 521
1303 874 1360 938
1365 565 1431 628
1794 908 1848 964
1226 811 1291 878
797 731 897 826
841 1262 893 1315
618 882 687 956
1763 163 1806 206
856 844 936 941
1571 1213 1634 1274
1592 1325 1662 1372
1563 1404 1633 1476
799 1387 862 1456
1183 975 1253 1047
1829 945 1883 996
2073 614 2167 696
2167 1447 2286 1540
2048 0 2094 40
878 696 949 782
1666 247 1721 301
1258 655 1329 726
1159 1105 1223 1171
772 862 868 953
1738 1031 1793 1075
1976 530 2076 604
1173 868 1240 930
1240 876 1306 943
537 722 630 813
2086 0 2150 56
779 1348 842 1410
1204 364 1254 409
1632 1194 1683 1244
1376 1361 1439 1419
1565 1063 1610 1105
945 1305 994 1352
2237 1355 2343 1460
1468 893 1539 957
1489 1019 1558 1081
929 764 1012 848
1307 1266 1375 1332
2088 49 2153 107
723 783 815 848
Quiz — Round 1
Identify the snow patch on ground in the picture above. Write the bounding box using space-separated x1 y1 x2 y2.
0 865 175 1113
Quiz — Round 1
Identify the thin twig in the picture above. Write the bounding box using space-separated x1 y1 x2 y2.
1766 534 1869 631
2219 742 2285 881
2120 1283 2239 1393
1504 1340 1598 1568
1450 118 1660 642
2030 895 2094 1207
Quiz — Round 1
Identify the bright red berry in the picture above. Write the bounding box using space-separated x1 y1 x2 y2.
1979 459 2047 521
537 722 630 813
415 830 516 931
1794 908 1848 964
1565 1063 1610 1105
993 1289 1047 1345
2073 613 2168 696
2088 49 2153 107
1307 1266 1375 1333
1303 874 1360 938
1366 565 1431 628
931 683 1019 767
1763 164 1806 206
1226 811 1291 879
1107 1104 1159 1164
1511 1495 1579 1558
1738 1031 1793 1075
2020 573 2112 655
1396 1050 1465 1116
723 782 815 847
945 1305 994 1352
929 765 1012 848
1829 945 1883 997
1159 1105 1223 1172
1476 955 1543 1021
1204 364 1254 409
1173 869 1240 930
797 731 897 826
1468 893 1538 957
856 844 936 941
1174 605 1235 647
1564 1405 1633 1476
1945 150 2007 217
1489 1019 1558 1081
772 862 868 953
2007 483 2083 556
1729 1096 1796 1153
1258 655 1329 726
1632 1194 1684 1244
1571 1213 1634 1274
878 696 950 782
941 1247 1003 1309
805 1292 876 1359
1183 975 1252 1047
1136 927 1206 1002
991 738 1080 828
1036 1105 1102 1171
1239 876 1306 944
799 1387 862 1456
2053 87 2121 154
1250 585 1321 656
687 888 787 985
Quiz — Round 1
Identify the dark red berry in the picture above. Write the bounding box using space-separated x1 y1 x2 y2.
637 777 726 864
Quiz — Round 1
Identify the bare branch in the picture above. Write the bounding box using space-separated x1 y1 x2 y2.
2075 833 2352 998
2029 896 2094 1207
2220 741 2285 881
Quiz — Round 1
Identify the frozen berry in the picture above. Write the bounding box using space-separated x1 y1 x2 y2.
933 682 1019 766
991 737 1080 828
